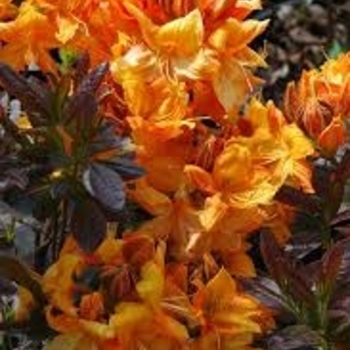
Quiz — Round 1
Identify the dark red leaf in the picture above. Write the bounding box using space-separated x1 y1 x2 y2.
318 240 344 291
122 234 155 267
72 53 91 89
260 231 314 305
75 62 109 97
0 63 51 125
239 276 287 312
63 92 97 125
274 185 322 214
71 198 107 253
330 210 350 237
103 157 145 180
267 325 324 350
82 163 125 212
335 148 350 182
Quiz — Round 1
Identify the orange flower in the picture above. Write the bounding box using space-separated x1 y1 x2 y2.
187 100 314 209
284 53 350 154
191 268 273 349
207 17 268 117
111 44 191 131
129 120 194 192
184 99 313 252
317 115 346 157
284 70 334 138
43 253 84 317
0 0 17 20
129 179 203 259
0 2 58 71
124 3 204 61
120 0 267 117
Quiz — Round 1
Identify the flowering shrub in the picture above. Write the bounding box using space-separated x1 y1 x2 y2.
0 1 350 350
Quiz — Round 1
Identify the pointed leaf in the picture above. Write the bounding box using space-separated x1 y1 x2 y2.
335 149 350 182
0 255 45 306
103 157 145 180
71 198 107 253
72 53 91 89
75 62 109 97
239 276 286 312
267 325 324 350
318 240 344 292
274 185 321 214
0 63 50 125
0 276 16 295
331 209 350 228
89 123 131 154
82 163 125 212
63 92 97 124
260 231 314 305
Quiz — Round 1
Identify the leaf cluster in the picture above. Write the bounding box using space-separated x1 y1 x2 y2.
0 55 144 257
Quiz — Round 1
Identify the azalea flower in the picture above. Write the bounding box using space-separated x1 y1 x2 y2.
129 179 202 259
128 119 194 192
0 2 59 71
111 44 191 130
190 268 274 350
119 0 267 117
284 53 350 156
184 99 314 253
207 17 268 117
0 0 17 20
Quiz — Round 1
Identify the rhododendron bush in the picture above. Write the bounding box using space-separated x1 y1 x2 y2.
1 1 350 350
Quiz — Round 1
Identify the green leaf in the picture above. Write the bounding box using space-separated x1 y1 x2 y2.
328 40 346 59
58 48 79 73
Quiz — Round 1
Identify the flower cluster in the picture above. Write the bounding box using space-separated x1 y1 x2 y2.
43 234 273 349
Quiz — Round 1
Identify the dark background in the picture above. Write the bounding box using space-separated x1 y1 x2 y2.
253 0 350 104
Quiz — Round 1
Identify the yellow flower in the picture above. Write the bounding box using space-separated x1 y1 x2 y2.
124 3 204 60
208 17 268 116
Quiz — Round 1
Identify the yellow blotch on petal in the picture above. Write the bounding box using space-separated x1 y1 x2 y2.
43 333 98 350
43 254 83 316
193 268 263 335
136 261 164 306
125 3 204 58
